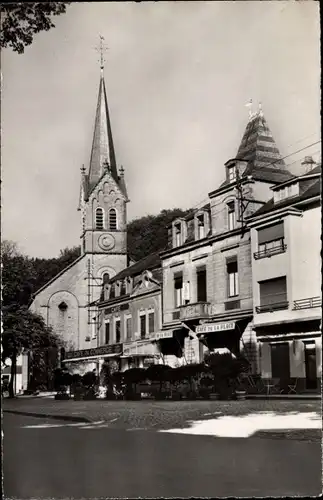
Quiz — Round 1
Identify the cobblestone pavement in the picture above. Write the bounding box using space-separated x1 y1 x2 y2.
4 398 321 441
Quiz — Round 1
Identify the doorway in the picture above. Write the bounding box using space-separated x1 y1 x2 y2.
304 342 317 390
270 342 290 382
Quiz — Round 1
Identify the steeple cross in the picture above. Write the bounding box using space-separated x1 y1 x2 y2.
95 35 109 70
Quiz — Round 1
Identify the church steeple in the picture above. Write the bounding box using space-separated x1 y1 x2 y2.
236 105 285 169
88 70 119 190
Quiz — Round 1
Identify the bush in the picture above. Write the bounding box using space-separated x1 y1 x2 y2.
82 371 97 388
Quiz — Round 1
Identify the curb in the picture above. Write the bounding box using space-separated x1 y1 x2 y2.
3 409 91 423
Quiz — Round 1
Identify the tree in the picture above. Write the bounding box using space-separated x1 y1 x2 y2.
127 208 192 262
0 2 71 54
2 306 61 397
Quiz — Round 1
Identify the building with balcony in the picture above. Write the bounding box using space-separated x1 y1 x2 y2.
88 251 164 374
160 107 295 371
247 161 321 392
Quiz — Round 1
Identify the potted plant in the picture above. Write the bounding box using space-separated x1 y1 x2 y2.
82 371 98 400
54 368 72 400
123 368 146 400
146 364 172 400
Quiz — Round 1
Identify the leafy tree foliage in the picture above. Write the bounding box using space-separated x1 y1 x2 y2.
127 208 191 262
2 306 60 397
0 2 70 54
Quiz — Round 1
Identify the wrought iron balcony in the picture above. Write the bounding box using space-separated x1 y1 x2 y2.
179 302 210 321
293 296 321 310
256 301 289 313
254 244 287 260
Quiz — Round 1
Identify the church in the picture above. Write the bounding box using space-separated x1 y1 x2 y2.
30 64 129 373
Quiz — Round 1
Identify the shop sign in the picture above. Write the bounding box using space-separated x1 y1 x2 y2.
123 341 158 357
152 331 174 341
104 303 129 315
196 322 235 334
65 343 122 360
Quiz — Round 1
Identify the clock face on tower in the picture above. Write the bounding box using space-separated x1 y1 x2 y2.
98 234 115 251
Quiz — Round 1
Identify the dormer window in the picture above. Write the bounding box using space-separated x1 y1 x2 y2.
274 182 300 203
102 273 110 284
96 207 104 229
175 223 182 247
197 214 205 239
126 277 133 294
228 166 236 183
109 209 117 231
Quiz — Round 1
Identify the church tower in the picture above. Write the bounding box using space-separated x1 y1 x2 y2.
78 59 129 285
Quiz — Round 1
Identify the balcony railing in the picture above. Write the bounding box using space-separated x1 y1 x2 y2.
254 244 287 260
179 302 210 321
293 296 321 310
256 301 289 313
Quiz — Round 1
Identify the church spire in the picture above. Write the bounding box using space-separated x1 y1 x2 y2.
88 37 118 190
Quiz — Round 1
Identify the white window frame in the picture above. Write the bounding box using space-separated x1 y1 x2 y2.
139 310 147 339
228 166 236 183
227 260 239 298
227 201 236 231
174 222 182 247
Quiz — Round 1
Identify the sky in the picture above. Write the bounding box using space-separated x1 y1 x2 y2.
1 1 321 258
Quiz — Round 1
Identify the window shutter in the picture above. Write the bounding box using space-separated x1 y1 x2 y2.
259 277 287 305
258 222 284 244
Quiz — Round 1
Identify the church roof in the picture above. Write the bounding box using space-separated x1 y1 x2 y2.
88 72 119 191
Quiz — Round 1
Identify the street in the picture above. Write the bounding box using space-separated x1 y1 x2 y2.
4 412 322 498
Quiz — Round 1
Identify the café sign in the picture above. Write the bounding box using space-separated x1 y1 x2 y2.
65 343 122 360
104 303 129 315
196 322 235 334
152 331 174 341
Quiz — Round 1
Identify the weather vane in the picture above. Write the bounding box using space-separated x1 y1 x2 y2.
95 34 109 71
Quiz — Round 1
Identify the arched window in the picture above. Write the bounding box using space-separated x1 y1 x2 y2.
96 207 104 230
102 273 110 284
109 208 117 231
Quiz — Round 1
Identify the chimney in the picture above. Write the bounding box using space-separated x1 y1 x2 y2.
301 156 316 173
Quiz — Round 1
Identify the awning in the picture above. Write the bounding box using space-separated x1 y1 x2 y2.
63 352 121 362
122 340 159 357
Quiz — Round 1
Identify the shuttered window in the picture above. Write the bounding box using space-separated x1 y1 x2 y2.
197 266 207 302
115 319 121 343
148 311 155 333
96 208 104 229
105 322 110 345
258 222 284 244
109 209 117 231
259 277 287 306
126 317 132 341
140 314 146 339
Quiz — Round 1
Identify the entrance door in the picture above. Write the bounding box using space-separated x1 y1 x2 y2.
270 343 290 383
304 342 317 390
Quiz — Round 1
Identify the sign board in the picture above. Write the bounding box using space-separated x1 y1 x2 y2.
196 322 235 334
152 331 174 341
123 341 158 357
65 343 122 360
104 303 129 315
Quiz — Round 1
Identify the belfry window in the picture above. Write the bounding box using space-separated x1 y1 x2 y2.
96 208 104 230
58 301 68 311
109 209 117 231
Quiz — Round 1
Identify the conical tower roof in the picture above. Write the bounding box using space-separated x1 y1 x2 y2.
88 72 118 190
236 111 285 169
